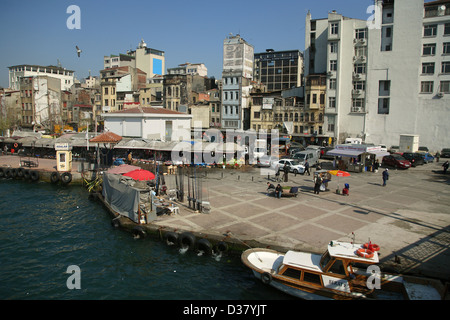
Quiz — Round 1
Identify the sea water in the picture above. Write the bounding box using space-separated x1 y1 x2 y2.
0 180 292 300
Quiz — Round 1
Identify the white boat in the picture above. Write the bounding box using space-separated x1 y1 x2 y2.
241 241 445 300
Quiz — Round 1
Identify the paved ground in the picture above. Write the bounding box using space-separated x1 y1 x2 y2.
155 160 450 281
2 154 449 281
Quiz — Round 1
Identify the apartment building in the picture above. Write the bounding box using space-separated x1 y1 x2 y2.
8 64 75 91
167 63 208 77
253 49 303 91
222 34 254 130
305 0 450 151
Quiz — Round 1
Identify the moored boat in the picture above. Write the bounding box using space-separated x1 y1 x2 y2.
241 241 445 300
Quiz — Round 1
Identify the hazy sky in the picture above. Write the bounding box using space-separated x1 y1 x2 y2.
1 0 379 87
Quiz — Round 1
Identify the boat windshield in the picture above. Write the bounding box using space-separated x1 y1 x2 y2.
320 252 331 270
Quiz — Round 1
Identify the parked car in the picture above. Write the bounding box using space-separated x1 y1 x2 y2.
305 145 325 158
421 152 435 163
389 146 400 153
382 154 411 169
292 150 320 167
399 152 425 166
256 155 277 167
441 148 450 158
321 146 335 160
271 159 305 175
418 146 429 153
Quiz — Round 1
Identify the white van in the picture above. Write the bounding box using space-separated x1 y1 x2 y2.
345 138 362 144
292 150 320 167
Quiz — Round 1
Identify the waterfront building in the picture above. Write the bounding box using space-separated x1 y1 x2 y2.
253 49 304 91
304 0 450 151
221 34 254 130
8 64 75 91
102 106 192 141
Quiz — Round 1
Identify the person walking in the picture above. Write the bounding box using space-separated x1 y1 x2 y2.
435 151 440 163
304 160 310 176
382 168 389 186
443 160 449 174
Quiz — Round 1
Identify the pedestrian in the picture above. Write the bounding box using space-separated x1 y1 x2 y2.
267 182 275 192
382 168 389 186
275 184 283 199
443 161 449 174
127 151 133 164
304 160 310 176
283 163 289 182
435 152 440 163
275 165 281 182
373 159 380 173
314 174 322 194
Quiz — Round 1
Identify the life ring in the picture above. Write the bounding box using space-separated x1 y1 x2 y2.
163 231 179 246
30 170 40 181
363 243 380 252
17 168 25 178
61 172 72 184
213 241 228 254
178 232 196 251
261 272 272 285
23 169 31 180
50 172 60 183
196 238 212 255
14 143 18 148
357 248 374 259
132 226 147 238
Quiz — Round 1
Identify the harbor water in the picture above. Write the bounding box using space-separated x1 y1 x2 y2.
0 180 292 300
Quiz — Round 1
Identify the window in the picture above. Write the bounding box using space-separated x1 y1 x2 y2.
440 81 450 93
354 64 366 74
445 23 450 35
352 99 365 112
421 81 434 93
424 25 437 37
330 60 337 71
442 61 450 74
328 260 346 275
444 43 450 55
329 97 336 108
379 80 391 96
329 79 337 90
312 94 317 104
378 98 390 114
283 268 301 280
330 42 338 53
253 112 260 119
330 23 339 35
320 94 325 105
355 28 367 39
303 272 321 285
422 62 435 74
353 81 366 90
423 44 436 55
104 87 108 95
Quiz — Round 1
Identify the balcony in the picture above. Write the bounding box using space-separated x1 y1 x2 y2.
350 106 366 113
353 56 367 63
353 38 367 47
352 73 366 81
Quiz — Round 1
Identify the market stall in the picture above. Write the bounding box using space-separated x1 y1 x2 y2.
326 144 389 173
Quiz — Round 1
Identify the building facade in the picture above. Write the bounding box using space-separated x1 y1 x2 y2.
8 64 75 91
253 49 303 92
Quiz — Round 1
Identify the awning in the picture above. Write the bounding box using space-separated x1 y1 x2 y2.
326 149 363 157
367 151 390 158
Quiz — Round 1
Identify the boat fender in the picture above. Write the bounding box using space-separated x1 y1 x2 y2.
363 243 380 252
178 232 196 250
196 238 213 255
163 231 179 246
0 168 4 178
213 241 228 254
50 172 60 183
23 169 31 180
111 217 121 228
17 168 25 178
30 170 40 181
4 168 12 179
132 226 147 239
357 248 374 259
11 168 18 178
261 272 272 285
61 172 72 184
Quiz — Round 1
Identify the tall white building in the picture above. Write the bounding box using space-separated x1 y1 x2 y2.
8 64 75 91
305 0 450 151
221 34 254 130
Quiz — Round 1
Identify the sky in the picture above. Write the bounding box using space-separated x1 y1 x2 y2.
0 0 377 88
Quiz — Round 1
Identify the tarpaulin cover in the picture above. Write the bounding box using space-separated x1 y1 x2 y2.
102 173 140 223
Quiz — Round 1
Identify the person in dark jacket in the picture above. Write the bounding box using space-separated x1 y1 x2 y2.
382 168 389 186
275 184 283 199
